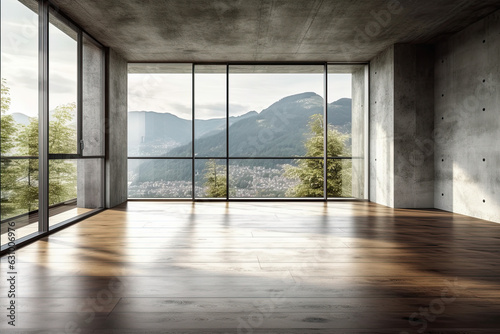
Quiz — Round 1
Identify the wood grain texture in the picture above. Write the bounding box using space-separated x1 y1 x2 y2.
1 201 500 333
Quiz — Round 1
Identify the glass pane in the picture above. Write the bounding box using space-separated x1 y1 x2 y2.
128 159 192 199
327 159 353 198
49 12 78 154
48 158 102 227
48 158 77 211
228 65 324 158
128 64 192 157
1 0 39 247
1 0 39 157
82 34 105 156
194 65 226 158
1 159 39 244
328 64 366 198
327 71 353 157
229 159 323 198
195 159 227 198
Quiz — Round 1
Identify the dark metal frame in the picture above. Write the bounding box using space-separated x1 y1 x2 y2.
126 62 369 202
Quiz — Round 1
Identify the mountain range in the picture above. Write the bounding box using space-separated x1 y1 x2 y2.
128 92 353 183
129 92 352 158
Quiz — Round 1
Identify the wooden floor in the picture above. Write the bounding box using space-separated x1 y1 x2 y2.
1 201 500 333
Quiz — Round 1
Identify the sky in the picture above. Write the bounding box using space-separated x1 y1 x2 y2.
1 0 78 117
128 72 352 120
2 0 353 120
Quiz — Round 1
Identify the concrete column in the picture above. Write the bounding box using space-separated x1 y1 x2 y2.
370 44 435 208
105 48 128 208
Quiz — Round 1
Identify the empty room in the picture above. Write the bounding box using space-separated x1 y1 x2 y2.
1 0 500 333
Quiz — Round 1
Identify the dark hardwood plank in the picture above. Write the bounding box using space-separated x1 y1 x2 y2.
1 201 500 332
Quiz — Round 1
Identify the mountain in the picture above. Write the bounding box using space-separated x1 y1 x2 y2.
131 92 352 183
128 110 257 156
10 112 31 126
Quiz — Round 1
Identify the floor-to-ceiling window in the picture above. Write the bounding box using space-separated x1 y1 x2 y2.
127 63 368 200
0 0 105 251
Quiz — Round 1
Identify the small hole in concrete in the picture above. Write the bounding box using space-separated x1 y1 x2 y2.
442 159 444 162
441 60 444 63
442 193 444 196
442 117 444 120
483 108 486 111
483 200 486 203
442 94 444 97
483 40 486 43
483 79 486 83
483 158 486 162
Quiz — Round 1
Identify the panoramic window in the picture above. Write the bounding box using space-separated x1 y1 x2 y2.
127 63 368 200
1 1 105 250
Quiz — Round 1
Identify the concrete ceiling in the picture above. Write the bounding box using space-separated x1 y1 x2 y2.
50 0 500 62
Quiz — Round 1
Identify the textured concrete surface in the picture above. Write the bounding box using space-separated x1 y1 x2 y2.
370 44 435 209
351 65 368 199
106 49 128 208
77 159 103 208
370 46 395 208
393 44 435 208
82 35 105 157
77 36 106 209
48 0 500 62
434 9 500 223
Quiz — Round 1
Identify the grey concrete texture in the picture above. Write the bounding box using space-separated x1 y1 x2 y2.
369 45 395 208
370 44 435 209
77 159 104 208
77 37 106 209
393 44 435 208
49 0 500 62
106 49 128 208
82 36 105 157
351 66 367 199
434 9 500 223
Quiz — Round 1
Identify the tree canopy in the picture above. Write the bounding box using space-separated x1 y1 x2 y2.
1 79 77 219
285 114 352 198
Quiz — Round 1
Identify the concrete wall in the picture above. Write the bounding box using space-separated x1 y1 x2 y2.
370 44 435 208
434 10 500 223
370 46 395 207
105 49 128 208
351 66 367 199
77 37 105 209
393 44 435 208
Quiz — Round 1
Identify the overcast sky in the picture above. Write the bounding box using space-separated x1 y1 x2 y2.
2 0 352 120
129 72 352 120
1 0 79 117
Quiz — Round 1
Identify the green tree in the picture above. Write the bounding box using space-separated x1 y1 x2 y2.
285 114 352 197
14 103 77 210
203 159 227 198
1 78 20 218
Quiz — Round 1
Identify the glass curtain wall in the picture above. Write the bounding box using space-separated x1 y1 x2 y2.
1 0 105 250
127 63 368 200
